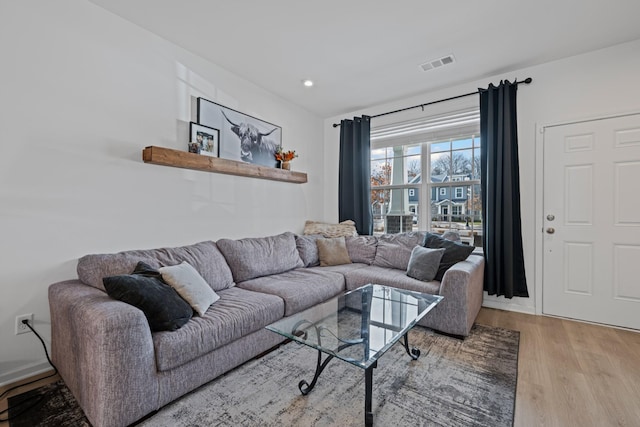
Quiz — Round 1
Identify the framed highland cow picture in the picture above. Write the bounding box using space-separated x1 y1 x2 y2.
197 97 282 168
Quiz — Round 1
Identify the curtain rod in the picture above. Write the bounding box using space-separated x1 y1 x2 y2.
332 77 533 128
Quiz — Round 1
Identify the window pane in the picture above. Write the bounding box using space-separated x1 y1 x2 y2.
371 148 387 161
371 160 391 187
452 138 473 150
472 147 481 180
371 189 389 233
431 141 450 152
406 154 421 183
370 187 417 234
451 149 473 177
430 152 449 179
430 173 483 246
474 136 481 147
406 144 421 156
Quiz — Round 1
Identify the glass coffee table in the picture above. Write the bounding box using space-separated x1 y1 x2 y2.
266 284 443 426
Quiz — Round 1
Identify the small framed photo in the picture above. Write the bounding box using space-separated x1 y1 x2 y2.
189 122 220 157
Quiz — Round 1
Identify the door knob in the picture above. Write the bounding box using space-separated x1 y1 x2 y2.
546 227 555 234
547 214 555 221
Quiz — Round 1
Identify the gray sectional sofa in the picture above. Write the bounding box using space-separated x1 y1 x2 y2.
48 230 484 427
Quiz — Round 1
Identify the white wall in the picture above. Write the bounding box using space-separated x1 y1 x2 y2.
324 39 640 314
0 0 324 384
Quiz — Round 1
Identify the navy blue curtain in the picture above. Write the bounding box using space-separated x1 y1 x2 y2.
479 81 529 298
339 116 372 235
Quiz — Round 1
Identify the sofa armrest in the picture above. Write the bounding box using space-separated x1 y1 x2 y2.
420 254 485 336
49 280 159 427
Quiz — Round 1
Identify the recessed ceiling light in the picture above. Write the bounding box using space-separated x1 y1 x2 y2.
302 79 314 87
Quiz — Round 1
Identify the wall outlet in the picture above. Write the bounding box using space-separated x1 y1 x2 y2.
15 313 34 335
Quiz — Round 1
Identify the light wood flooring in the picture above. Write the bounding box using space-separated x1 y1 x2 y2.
1 308 638 426
476 308 640 427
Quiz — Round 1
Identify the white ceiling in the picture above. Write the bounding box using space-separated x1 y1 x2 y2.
89 0 640 118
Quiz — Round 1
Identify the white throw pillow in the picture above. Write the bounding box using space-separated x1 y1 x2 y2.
159 261 219 316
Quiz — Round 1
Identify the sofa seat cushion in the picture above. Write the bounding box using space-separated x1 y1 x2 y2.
77 241 235 292
152 287 284 372
309 263 369 275
237 269 345 316
343 265 440 296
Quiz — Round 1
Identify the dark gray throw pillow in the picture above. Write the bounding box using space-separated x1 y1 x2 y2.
406 246 446 281
424 233 475 281
103 261 193 332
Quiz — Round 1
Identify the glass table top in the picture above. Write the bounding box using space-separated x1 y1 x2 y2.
266 284 443 369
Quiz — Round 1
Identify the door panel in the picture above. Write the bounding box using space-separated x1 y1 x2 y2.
543 113 640 330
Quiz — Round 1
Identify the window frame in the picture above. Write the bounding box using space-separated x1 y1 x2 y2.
370 108 481 236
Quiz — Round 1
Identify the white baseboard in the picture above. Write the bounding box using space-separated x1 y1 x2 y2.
481 299 536 315
0 360 52 387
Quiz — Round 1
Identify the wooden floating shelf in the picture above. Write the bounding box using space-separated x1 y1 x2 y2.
142 146 307 184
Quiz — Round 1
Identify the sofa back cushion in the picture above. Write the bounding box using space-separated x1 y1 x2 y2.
373 232 427 270
77 241 235 292
345 235 378 265
216 232 303 282
295 234 323 267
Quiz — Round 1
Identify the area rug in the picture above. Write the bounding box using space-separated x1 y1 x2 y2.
9 324 519 427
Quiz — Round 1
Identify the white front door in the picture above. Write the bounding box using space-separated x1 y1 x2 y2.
542 113 640 330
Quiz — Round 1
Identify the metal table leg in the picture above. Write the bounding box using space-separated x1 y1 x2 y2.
364 361 377 427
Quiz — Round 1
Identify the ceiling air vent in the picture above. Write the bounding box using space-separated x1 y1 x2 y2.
420 54 455 72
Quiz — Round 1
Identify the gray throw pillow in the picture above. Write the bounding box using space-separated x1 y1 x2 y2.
406 246 446 281
424 233 475 281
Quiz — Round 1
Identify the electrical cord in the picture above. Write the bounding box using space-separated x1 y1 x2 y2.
0 320 59 422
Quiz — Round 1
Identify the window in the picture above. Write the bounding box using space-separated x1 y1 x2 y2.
369 108 482 245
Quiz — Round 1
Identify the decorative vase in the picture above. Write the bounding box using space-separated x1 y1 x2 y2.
282 161 291 171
